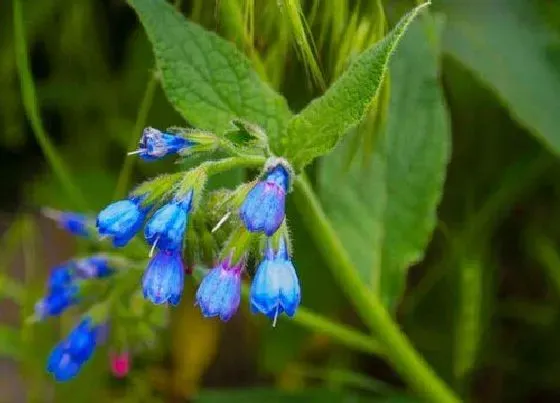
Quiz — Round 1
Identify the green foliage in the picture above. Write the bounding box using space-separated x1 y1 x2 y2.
128 0 292 138
441 0 560 155
280 0 326 89
320 17 450 311
276 3 429 171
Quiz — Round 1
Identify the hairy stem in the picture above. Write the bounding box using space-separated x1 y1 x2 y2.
292 308 382 355
293 175 460 403
241 287 382 357
201 155 266 176
191 266 382 356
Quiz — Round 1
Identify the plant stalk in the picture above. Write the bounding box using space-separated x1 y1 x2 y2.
293 175 460 403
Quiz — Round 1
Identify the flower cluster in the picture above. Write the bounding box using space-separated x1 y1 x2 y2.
195 162 301 323
96 189 194 306
95 127 301 324
41 124 304 383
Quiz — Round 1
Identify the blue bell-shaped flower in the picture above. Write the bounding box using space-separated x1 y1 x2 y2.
142 249 185 306
195 256 243 321
250 238 301 324
240 164 290 236
144 191 193 252
96 196 148 247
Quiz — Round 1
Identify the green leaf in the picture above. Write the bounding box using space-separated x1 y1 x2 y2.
275 3 430 171
127 0 291 137
319 17 451 311
440 0 560 155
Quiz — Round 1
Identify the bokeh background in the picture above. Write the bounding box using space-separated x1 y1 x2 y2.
2 0 560 402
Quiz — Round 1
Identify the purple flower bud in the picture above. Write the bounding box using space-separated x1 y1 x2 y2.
142 250 185 306
144 192 193 252
250 238 301 324
239 164 290 236
195 257 243 321
96 197 148 247
132 127 193 161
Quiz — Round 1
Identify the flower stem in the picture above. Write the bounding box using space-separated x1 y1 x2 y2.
201 155 265 176
291 308 382 355
293 175 460 403
13 0 87 210
195 266 383 356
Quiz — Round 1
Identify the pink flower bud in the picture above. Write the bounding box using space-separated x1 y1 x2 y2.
110 351 130 378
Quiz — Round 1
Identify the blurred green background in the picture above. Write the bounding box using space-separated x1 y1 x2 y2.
2 0 560 402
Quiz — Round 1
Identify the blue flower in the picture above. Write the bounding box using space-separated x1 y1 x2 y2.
36 265 78 320
47 318 100 382
34 286 79 319
250 238 301 324
36 258 114 321
195 257 243 321
75 255 113 279
96 197 148 247
142 249 185 306
144 192 193 252
48 264 73 291
65 318 99 362
47 345 81 382
133 127 193 161
43 209 91 237
240 164 290 236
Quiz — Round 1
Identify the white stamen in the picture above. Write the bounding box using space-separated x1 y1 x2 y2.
149 237 159 258
127 150 143 156
212 211 232 233
272 305 279 328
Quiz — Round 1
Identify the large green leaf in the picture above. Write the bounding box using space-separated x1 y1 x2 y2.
319 18 451 311
275 3 429 171
127 0 291 137
440 0 560 155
